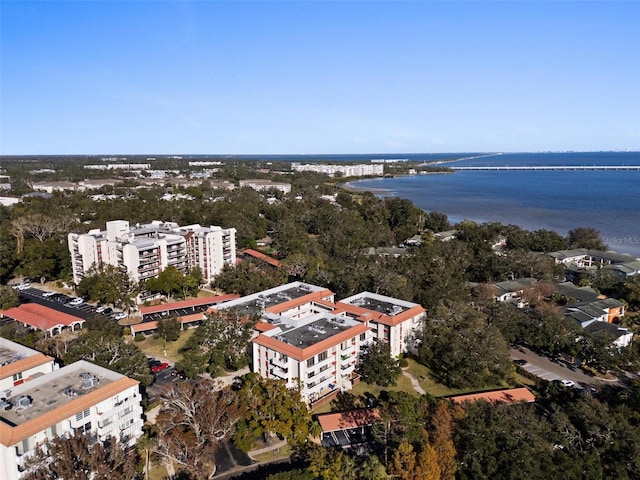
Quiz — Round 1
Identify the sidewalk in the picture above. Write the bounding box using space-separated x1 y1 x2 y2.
402 369 426 395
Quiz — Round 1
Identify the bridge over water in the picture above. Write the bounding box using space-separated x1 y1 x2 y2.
450 165 640 171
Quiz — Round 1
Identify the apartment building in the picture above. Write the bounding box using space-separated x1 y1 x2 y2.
238 179 292 194
252 312 368 404
0 339 56 393
290 163 384 178
336 292 426 357
0 359 143 480
216 282 425 403
68 220 236 286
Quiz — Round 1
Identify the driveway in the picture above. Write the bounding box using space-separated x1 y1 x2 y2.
510 346 618 389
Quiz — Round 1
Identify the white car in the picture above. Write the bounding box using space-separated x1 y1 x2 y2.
42 291 57 297
112 312 127 320
12 283 31 291
559 379 576 388
68 298 84 306
95 305 108 313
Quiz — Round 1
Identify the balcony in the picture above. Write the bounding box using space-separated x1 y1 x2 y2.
270 367 288 380
270 357 288 369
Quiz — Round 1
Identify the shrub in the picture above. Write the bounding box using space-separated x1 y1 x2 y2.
134 333 145 342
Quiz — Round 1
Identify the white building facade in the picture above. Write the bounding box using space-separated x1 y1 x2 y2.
68 220 236 287
0 360 143 480
290 163 384 178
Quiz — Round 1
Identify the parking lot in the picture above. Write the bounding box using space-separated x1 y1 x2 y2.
17 286 129 322
510 345 618 389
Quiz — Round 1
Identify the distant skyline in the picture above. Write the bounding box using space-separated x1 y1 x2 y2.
1 1 639 155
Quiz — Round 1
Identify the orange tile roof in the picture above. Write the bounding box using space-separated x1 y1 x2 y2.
242 249 280 267
336 302 425 327
265 289 334 315
139 294 240 314
317 408 381 432
0 353 55 382
449 387 536 406
252 322 368 361
0 376 139 447
0 304 84 331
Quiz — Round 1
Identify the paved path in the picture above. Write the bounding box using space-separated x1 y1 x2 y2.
402 369 426 395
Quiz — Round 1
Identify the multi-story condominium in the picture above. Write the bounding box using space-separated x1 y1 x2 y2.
252 312 368 404
68 220 236 287
215 282 425 404
290 163 384 178
0 339 57 393
336 292 426 357
238 179 292 194
0 359 143 480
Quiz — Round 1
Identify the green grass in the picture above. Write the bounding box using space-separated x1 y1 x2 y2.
136 328 196 363
251 444 293 463
314 358 520 415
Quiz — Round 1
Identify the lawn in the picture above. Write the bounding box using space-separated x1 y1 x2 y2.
136 328 196 363
313 358 519 414
251 444 293 463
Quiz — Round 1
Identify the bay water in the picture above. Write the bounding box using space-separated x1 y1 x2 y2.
345 152 640 257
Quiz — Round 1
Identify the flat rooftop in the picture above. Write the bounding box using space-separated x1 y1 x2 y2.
219 282 327 315
0 339 36 367
345 295 410 317
0 361 121 427
273 314 358 349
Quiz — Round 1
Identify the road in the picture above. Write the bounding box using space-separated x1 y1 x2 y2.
510 345 619 389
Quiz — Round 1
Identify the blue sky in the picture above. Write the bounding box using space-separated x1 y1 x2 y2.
1 1 639 155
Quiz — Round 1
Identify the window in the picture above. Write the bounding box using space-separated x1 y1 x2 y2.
341 341 349 350
360 333 366 341
318 351 328 362
307 358 315 367
13 372 23 381
319 364 329 373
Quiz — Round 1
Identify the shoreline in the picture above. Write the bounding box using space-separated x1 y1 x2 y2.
339 179 640 259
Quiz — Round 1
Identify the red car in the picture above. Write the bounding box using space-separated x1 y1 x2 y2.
151 362 169 373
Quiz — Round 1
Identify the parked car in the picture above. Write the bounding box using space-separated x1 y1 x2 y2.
95 305 108 313
42 291 57 297
67 298 83 306
12 283 31 290
151 363 169 373
112 312 127 320
101 307 113 315
514 359 527 366
558 379 576 388
171 370 187 379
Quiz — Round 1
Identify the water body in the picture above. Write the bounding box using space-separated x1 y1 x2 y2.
345 152 640 257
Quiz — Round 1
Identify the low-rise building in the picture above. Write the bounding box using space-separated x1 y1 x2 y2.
0 304 85 337
0 359 143 480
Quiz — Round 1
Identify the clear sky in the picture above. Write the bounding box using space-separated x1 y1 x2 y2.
1 1 639 155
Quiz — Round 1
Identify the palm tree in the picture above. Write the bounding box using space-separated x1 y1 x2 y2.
136 433 157 480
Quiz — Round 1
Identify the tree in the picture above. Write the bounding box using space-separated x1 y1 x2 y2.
179 309 256 376
155 380 242 480
357 340 401 387
233 373 314 451
418 301 511 389
567 227 606 250
0 285 20 309
415 443 441 480
155 317 181 342
76 263 139 310
64 318 154 386
388 440 417 480
23 433 140 480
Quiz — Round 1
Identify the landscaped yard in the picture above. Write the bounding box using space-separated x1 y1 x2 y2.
135 328 196 363
313 358 520 414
